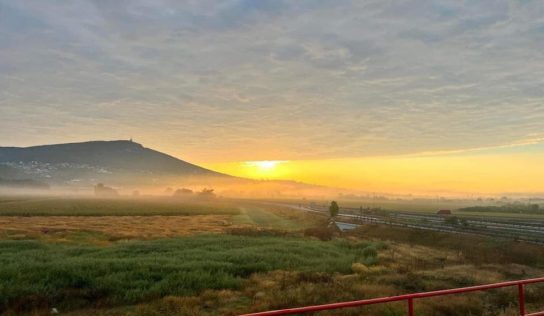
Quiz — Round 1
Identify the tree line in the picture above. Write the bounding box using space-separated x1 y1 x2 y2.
459 203 542 214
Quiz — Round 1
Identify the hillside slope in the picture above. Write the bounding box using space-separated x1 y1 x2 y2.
0 140 226 186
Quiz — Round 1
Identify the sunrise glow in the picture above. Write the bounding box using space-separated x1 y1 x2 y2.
206 142 544 195
236 160 289 179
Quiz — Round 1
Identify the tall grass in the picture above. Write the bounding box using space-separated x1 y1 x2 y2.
353 224 544 267
0 235 381 312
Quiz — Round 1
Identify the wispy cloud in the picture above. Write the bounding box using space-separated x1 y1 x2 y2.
1 0 543 162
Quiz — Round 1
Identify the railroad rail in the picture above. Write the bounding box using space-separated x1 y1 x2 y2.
240 277 544 316
272 203 544 244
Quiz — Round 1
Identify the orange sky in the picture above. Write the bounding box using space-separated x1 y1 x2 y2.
205 144 544 195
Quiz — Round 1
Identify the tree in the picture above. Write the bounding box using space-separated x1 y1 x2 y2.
173 188 193 197
329 201 339 218
94 183 118 197
197 188 216 199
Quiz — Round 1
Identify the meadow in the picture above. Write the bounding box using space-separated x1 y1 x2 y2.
1 195 544 315
0 197 239 216
0 235 382 314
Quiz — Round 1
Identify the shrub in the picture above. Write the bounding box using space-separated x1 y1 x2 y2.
363 246 378 259
351 263 369 275
304 227 333 241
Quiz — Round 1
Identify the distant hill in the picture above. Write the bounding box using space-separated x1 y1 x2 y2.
0 140 228 186
0 140 345 198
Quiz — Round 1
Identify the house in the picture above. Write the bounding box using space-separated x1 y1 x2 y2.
436 209 452 215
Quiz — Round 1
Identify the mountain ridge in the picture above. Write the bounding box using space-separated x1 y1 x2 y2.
0 140 228 186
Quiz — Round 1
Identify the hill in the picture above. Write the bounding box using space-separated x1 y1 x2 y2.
0 140 344 198
0 140 227 186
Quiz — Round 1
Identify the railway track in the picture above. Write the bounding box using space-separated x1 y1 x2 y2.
273 203 544 245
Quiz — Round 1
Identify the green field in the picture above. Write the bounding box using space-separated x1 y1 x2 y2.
232 207 304 230
0 235 381 314
337 199 494 213
0 197 239 216
455 210 544 219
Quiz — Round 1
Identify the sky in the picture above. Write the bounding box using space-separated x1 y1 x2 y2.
1 1 544 195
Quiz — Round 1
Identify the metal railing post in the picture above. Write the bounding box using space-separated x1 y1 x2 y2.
408 298 414 316
519 284 526 316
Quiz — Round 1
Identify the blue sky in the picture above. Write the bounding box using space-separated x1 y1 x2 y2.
1 0 544 162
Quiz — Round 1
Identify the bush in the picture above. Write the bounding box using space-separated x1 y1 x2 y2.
363 246 378 259
304 227 333 241
351 262 369 275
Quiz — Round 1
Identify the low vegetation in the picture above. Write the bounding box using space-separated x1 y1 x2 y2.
460 203 543 215
0 215 235 243
0 197 239 216
1 196 544 315
0 235 382 314
351 224 544 267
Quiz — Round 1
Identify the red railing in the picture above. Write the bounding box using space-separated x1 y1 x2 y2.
240 277 544 316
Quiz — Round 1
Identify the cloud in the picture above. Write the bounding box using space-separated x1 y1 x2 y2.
1 0 544 162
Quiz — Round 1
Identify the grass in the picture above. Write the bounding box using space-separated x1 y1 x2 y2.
232 207 304 230
0 198 319 244
0 215 235 244
50 239 544 316
0 197 239 216
0 235 382 314
2 196 544 315
308 198 484 213
351 224 544 267
455 210 544 219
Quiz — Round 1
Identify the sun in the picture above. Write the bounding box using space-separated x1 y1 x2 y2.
243 160 288 178
244 160 285 170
